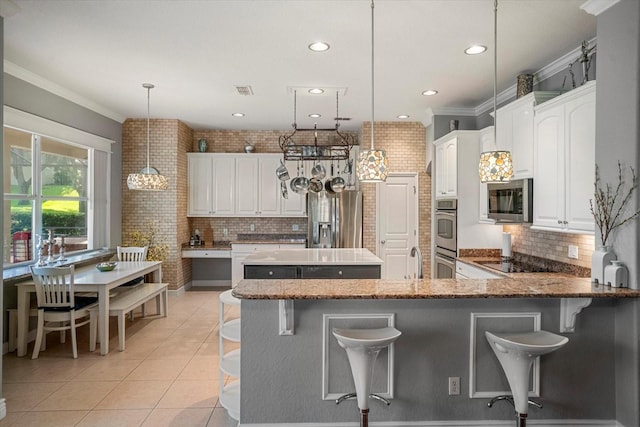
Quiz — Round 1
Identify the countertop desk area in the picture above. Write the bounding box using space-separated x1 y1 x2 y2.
232 277 640 426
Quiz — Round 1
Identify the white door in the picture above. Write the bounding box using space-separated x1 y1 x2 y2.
377 174 418 279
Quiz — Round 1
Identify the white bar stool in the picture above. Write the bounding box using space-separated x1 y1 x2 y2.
332 327 401 427
485 330 569 427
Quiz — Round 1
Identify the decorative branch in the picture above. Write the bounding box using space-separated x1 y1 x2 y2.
589 161 640 246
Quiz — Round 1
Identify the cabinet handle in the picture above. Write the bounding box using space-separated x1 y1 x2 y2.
564 220 569 225
268 271 274 276
381 240 386 244
338 270 343 276
557 220 562 224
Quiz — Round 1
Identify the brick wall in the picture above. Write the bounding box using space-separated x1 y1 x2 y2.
360 121 431 277
122 119 193 291
503 224 594 269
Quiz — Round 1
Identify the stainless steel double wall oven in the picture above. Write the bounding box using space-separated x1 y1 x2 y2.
434 199 457 278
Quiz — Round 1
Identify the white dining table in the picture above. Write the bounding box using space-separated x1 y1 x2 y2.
16 261 163 356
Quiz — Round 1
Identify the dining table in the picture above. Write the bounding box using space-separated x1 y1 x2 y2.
16 260 163 356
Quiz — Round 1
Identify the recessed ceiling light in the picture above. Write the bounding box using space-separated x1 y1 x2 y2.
465 45 487 55
309 113 322 118
231 112 245 117
397 115 410 119
422 90 438 96
308 88 324 94
308 41 330 52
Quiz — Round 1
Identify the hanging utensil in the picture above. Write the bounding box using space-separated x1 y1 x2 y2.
276 159 290 181
290 160 309 194
281 181 289 199
311 159 326 180
325 160 336 194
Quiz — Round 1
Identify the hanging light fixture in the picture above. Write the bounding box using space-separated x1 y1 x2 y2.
478 0 513 183
356 0 388 183
127 83 169 191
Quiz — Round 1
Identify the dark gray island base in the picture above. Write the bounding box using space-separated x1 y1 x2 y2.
244 264 381 279
234 278 640 426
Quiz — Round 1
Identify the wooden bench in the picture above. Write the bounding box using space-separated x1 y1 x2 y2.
89 282 168 352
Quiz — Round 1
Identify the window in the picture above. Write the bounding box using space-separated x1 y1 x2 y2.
3 107 113 268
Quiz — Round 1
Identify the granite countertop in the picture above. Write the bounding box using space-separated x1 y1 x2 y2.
456 256 579 278
182 241 232 250
243 248 383 266
233 277 640 300
182 234 307 250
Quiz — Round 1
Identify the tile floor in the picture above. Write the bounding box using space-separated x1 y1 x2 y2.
1 290 240 427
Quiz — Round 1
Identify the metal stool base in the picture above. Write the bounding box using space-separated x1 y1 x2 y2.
487 395 543 427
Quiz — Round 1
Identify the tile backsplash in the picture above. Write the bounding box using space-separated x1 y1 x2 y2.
503 224 594 269
189 217 308 243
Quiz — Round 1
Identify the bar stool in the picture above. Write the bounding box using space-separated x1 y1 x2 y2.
485 330 569 427
333 327 401 427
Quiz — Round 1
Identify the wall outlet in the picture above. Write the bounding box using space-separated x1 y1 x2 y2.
448 377 460 395
292 224 299 231
568 245 579 259
223 228 228 237
250 224 255 232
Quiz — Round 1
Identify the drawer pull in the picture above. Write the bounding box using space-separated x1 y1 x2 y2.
338 270 343 276
269 271 274 276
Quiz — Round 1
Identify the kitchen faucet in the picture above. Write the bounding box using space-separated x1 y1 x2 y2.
410 246 423 279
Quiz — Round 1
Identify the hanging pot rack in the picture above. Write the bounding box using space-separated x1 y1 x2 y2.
278 91 356 161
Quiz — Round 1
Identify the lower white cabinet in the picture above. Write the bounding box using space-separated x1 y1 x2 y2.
456 260 503 279
533 81 595 233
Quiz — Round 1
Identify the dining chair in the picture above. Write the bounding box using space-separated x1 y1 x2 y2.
117 245 148 262
30 265 98 359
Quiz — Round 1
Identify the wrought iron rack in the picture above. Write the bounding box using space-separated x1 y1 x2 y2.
278 91 356 161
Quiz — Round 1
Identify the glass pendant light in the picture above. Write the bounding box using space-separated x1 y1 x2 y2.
127 83 169 191
357 0 389 183
478 0 513 183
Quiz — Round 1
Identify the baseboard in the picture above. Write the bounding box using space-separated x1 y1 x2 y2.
192 279 231 287
169 286 186 296
239 420 620 427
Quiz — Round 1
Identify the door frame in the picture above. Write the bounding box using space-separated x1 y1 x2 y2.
375 172 419 277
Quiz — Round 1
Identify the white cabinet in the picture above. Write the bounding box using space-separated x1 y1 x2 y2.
188 154 235 216
456 260 503 279
495 91 560 179
533 81 595 233
188 153 307 217
434 136 457 199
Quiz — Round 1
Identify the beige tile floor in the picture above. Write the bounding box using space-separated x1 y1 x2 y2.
2 290 240 427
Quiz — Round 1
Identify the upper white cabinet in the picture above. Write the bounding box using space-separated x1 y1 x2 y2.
188 153 235 216
532 81 596 233
188 153 307 217
434 135 457 199
495 91 560 179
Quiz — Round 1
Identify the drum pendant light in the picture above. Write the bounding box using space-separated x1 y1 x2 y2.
127 83 169 191
356 0 389 183
478 0 513 183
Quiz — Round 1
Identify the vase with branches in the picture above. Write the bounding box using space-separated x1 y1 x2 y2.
590 162 640 246
589 162 640 283
126 220 169 262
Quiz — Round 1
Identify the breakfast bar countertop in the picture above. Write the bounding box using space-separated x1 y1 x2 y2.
233 277 640 300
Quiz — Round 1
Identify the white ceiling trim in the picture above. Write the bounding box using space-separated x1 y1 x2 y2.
3 60 127 124
581 0 621 16
474 36 597 116
4 106 115 152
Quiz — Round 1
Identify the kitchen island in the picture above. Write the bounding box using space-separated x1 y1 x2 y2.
232 277 640 426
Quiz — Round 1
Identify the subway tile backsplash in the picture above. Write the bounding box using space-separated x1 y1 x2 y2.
503 224 594 270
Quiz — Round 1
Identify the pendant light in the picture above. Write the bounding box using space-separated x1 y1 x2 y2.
127 83 169 191
478 0 513 183
356 0 389 183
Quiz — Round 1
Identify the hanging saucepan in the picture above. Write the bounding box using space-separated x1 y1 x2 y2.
290 161 309 194
280 181 289 199
276 159 289 181
309 177 324 193
324 161 336 194
329 159 346 193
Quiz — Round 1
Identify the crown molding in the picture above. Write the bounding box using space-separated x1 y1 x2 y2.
581 0 621 16
4 60 126 123
474 36 597 116
429 106 477 116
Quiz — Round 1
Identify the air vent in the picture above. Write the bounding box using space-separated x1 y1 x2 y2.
235 85 254 96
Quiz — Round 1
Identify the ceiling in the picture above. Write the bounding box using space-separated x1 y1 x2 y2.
3 0 596 132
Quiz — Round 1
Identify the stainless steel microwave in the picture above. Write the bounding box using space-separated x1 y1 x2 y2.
487 179 533 223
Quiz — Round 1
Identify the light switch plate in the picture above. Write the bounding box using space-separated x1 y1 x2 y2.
568 245 579 259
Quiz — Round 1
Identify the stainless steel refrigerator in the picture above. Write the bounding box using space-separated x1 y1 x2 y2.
307 190 363 248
